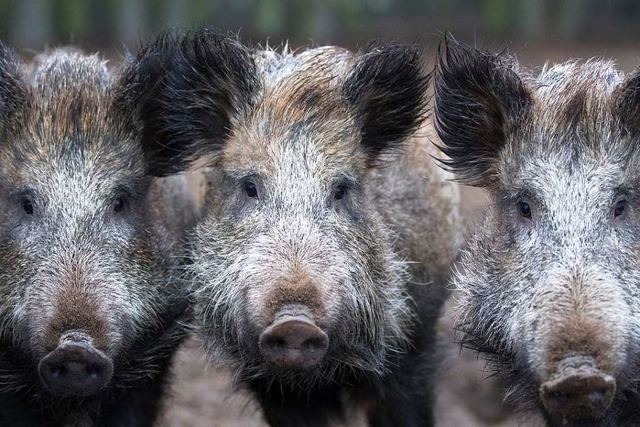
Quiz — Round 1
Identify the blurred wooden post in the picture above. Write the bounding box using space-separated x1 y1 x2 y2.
559 0 588 39
255 0 285 35
165 0 190 28
13 0 51 48
115 0 147 50
521 0 544 39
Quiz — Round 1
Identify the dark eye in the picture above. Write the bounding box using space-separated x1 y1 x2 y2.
113 197 126 213
334 184 347 200
614 199 626 218
22 198 33 215
519 201 531 219
244 181 258 199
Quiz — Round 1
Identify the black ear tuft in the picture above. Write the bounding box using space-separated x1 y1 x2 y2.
118 29 260 177
0 40 26 128
615 68 640 136
343 44 429 163
434 34 531 187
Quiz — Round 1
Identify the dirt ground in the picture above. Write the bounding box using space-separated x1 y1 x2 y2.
156 45 640 426
157 340 265 427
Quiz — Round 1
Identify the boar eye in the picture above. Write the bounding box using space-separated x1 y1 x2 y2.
518 201 531 219
22 198 34 215
334 184 347 200
614 199 627 218
244 181 258 199
113 197 126 213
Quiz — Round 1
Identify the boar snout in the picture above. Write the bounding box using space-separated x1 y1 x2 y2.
38 332 113 397
541 355 615 421
259 305 328 369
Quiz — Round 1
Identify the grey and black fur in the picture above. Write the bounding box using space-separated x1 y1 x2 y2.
0 41 198 426
144 30 461 426
434 35 640 426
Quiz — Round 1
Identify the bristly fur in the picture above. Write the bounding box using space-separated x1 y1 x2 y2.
436 35 640 426
434 34 532 187
0 41 26 131
146 29 460 427
0 43 198 426
143 30 431 170
123 29 262 176
614 67 640 136
343 43 430 165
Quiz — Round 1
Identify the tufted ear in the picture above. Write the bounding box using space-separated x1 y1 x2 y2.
117 30 260 177
0 40 27 131
433 35 532 187
343 44 429 164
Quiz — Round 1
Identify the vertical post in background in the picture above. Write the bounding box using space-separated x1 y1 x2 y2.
521 0 545 39
13 0 51 49
115 0 147 52
165 0 190 29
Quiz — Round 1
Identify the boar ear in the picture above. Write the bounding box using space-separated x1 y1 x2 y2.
118 30 260 177
615 68 640 135
434 35 532 187
0 41 26 127
343 44 429 163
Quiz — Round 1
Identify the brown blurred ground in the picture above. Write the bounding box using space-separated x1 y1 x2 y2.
157 340 265 427
156 45 639 426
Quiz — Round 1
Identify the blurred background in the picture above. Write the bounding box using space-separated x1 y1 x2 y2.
3 0 640 69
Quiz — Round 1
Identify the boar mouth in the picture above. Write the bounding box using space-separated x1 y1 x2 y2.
258 304 329 369
540 355 615 421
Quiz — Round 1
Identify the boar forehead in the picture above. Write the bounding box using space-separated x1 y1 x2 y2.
1 51 145 194
497 61 640 208
499 146 629 209
222 46 367 180
518 60 625 149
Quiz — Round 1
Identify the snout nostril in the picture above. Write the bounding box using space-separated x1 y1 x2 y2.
302 338 324 352
50 365 66 380
267 337 287 350
588 389 608 404
86 365 101 381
